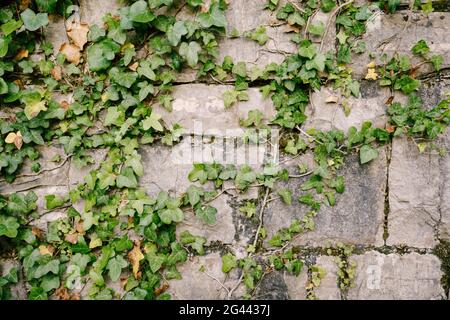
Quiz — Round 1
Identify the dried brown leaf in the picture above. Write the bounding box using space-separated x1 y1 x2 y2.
67 22 90 49
65 233 79 244
51 65 63 81
5 131 23 150
59 43 81 64
128 242 144 279
14 49 29 61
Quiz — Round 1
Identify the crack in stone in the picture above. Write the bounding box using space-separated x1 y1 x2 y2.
383 130 393 244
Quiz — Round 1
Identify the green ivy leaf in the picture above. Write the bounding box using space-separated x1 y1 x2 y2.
142 112 163 131
167 21 188 46
87 40 120 72
29 287 47 300
0 215 20 238
305 52 326 72
159 207 184 224
107 256 128 281
308 22 325 36
180 230 206 255
179 41 202 68
44 194 65 210
240 109 264 127
221 253 237 273
232 61 247 78
20 9 48 31
394 76 420 94
195 205 217 225
109 67 138 88
187 0 203 7
430 55 443 71
146 252 165 273
1 19 23 36
359 145 379 164
321 0 336 12
188 164 208 184
235 165 256 190
298 40 317 59
186 185 204 206
250 26 269 45
197 3 227 28
411 39 430 56
129 0 155 23
116 167 138 188
277 188 292 205
0 36 10 57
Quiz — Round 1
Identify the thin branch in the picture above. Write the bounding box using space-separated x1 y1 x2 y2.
227 273 244 300
253 187 270 248
289 170 314 178
0 155 71 183
320 0 354 53
203 270 231 296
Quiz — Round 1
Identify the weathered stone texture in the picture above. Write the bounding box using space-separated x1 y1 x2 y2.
350 12 450 79
387 136 441 247
304 83 390 132
153 84 276 134
284 269 308 300
348 252 445 300
176 194 236 245
167 252 244 299
79 0 122 26
387 79 450 246
314 256 340 300
264 150 386 247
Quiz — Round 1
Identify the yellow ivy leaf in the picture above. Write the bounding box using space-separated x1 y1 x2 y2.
128 242 144 279
24 100 47 120
367 61 376 68
365 68 378 81
89 237 102 249
39 245 54 256
5 131 23 149
59 42 81 64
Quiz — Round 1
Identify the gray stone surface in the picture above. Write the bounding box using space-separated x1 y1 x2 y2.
350 12 450 79
264 150 387 247
43 14 68 55
0 144 69 194
387 136 441 248
348 251 445 300
304 83 390 132
315 256 341 300
167 251 244 299
387 78 450 246
79 0 122 26
284 268 308 300
176 194 236 245
153 84 276 134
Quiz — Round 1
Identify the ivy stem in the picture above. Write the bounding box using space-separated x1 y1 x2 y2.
319 0 355 53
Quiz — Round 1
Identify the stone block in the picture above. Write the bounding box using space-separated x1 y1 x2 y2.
304 83 390 132
167 252 243 299
264 150 387 247
348 251 445 299
315 256 341 300
350 12 450 79
387 136 441 247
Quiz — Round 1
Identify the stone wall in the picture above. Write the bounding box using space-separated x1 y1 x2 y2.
1 0 450 300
